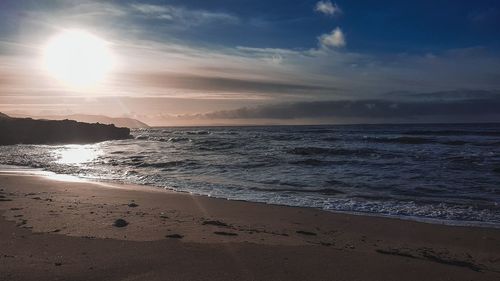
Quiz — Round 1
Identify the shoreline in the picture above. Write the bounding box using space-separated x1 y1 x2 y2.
1 164 498 230
0 170 500 280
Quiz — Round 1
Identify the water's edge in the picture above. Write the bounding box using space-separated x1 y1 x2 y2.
1 124 499 228
1 164 498 229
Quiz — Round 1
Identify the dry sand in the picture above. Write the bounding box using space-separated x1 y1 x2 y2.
0 171 499 281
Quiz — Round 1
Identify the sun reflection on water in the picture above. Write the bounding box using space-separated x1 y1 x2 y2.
55 145 101 165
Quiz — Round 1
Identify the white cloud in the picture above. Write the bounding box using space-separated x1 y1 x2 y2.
318 27 345 48
314 1 341 16
130 4 169 15
130 4 239 26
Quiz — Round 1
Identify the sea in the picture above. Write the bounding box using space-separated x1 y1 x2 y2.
1 123 499 227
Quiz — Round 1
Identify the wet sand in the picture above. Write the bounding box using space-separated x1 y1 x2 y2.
0 171 499 280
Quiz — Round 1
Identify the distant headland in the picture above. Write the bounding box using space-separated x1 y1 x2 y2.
8 114 149 129
0 113 132 145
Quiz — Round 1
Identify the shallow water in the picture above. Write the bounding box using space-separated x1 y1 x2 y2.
1 123 499 227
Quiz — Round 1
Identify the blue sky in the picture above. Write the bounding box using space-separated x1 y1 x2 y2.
1 0 500 125
2 0 498 53
118 0 500 53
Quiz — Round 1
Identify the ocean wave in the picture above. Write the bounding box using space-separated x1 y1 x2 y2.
129 155 146 160
166 137 191 142
365 136 435 144
250 187 344 195
325 179 353 187
476 141 500 147
296 129 335 134
186 130 210 135
364 137 474 146
355 193 499 208
135 160 198 169
287 146 378 157
440 140 469 146
214 131 239 135
289 159 334 166
322 137 339 142
414 186 449 194
194 139 239 151
403 130 500 137
135 136 193 143
236 162 275 168
256 179 308 188
270 135 303 141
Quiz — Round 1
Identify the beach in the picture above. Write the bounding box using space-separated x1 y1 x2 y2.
0 171 499 281
2 0 500 280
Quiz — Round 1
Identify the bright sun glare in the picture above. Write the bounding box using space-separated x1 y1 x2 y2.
56 145 100 165
43 29 114 88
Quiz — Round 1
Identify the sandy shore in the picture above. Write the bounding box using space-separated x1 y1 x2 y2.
0 171 499 281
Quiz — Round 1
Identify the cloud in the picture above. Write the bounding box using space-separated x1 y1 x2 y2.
131 4 174 20
118 72 339 96
318 27 345 48
191 90 500 123
383 89 500 101
314 1 341 16
4 1 500 124
130 4 239 26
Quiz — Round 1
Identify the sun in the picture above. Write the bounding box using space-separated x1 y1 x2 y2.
43 29 114 88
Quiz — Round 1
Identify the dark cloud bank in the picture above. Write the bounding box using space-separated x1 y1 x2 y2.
127 72 339 94
190 90 500 123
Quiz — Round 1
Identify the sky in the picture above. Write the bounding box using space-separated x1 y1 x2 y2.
1 0 500 126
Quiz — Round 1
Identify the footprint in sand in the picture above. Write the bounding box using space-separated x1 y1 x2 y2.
165 234 184 239
214 231 238 236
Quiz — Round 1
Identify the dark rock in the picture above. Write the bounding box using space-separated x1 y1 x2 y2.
0 113 131 145
128 203 139 208
113 219 129 227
